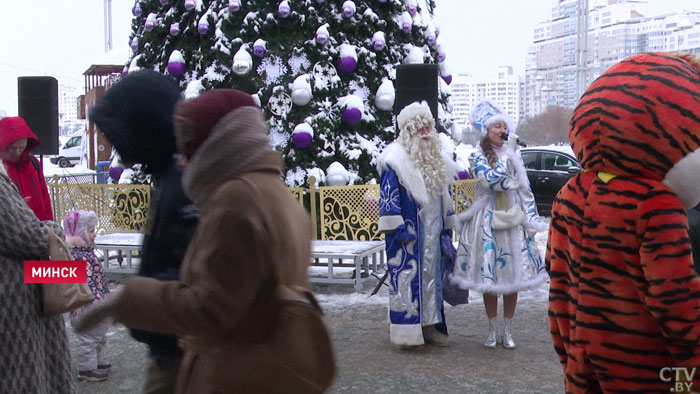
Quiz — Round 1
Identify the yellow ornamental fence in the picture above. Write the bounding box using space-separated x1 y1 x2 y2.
48 176 476 240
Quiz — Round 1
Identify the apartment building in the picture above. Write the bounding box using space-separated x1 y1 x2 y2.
451 66 521 132
58 84 80 125
524 0 700 119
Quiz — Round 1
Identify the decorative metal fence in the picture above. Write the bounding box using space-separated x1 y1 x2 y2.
47 177 477 239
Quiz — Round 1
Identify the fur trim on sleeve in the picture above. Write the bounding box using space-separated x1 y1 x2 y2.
0 160 6 177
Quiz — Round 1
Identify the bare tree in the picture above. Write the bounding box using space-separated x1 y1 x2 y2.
517 106 573 146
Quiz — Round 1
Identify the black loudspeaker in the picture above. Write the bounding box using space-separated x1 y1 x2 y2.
18 76 59 155
394 64 439 133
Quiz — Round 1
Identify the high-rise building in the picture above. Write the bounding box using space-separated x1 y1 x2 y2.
450 66 522 133
524 0 700 119
58 84 79 125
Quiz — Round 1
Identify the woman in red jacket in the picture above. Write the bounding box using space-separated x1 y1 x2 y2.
0 116 53 221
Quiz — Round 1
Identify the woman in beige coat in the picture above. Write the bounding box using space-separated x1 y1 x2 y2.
75 89 335 393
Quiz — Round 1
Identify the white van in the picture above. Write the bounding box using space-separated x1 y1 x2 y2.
50 132 82 167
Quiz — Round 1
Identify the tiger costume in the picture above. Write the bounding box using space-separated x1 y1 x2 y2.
547 52 700 393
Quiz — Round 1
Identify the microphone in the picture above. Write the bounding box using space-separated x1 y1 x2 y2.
500 133 527 147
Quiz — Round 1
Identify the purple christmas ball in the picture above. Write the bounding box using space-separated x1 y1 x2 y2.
407 5 417 16
132 5 142 16
228 0 241 12
167 61 186 78
342 6 354 18
427 35 436 46
441 74 452 85
377 0 387 3
338 57 357 73
457 170 470 180
292 132 312 149
435 26 440 37
402 23 411 34
198 23 209 35
316 0 325 3
253 45 265 57
130 38 139 51
145 21 155 32
315 33 328 46
372 40 385 51
437 52 446 62
160 0 169 5
121 67 128 78
184 0 196 11
278 5 291 18
109 167 124 183
341 108 362 125
170 24 180 36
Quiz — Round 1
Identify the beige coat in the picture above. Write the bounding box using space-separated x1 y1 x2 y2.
112 152 334 393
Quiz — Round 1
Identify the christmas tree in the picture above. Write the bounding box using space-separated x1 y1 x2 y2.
126 0 453 186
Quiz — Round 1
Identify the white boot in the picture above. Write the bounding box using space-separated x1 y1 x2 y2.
503 317 516 349
484 317 499 348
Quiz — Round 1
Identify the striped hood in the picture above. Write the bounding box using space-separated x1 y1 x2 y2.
569 52 700 209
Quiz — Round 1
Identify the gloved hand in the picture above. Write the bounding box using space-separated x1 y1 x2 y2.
507 133 520 151
72 289 121 333
393 223 416 244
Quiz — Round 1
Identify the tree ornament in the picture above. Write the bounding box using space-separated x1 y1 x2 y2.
292 123 313 149
269 90 293 117
130 37 139 51
109 166 125 183
341 1 356 18
315 24 330 46
400 11 412 34
457 170 469 180
121 66 129 77
184 0 196 11
232 46 253 75
436 43 446 62
339 95 364 125
435 24 441 37
377 0 387 2
132 4 142 16
170 22 180 36
326 162 350 186
404 46 424 64
406 0 418 17
372 31 386 51
253 39 266 57
145 13 157 31
439 62 452 85
228 0 241 12
338 44 357 73
291 74 312 106
160 0 169 5
426 24 437 46
374 78 395 111
278 1 291 18
198 14 210 35
312 62 338 89
167 50 186 78
251 94 262 108
316 0 325 3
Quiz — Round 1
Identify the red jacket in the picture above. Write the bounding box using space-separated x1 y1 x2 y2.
0 117 53 221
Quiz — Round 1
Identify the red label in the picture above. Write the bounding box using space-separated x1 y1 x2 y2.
24 261 87 283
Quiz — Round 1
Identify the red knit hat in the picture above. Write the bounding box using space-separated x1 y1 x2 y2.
174 89 257 159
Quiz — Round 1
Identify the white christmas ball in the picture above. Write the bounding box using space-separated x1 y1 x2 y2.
374 79 395 111
291 74 312 106
232 47 253 75
326 162 349 186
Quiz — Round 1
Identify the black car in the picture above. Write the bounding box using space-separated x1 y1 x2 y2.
520 147 581 216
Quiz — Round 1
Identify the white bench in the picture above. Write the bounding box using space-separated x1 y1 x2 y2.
95 232 143 273
310 240 385 292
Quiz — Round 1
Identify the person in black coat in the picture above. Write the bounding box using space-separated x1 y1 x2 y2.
89 70 198 394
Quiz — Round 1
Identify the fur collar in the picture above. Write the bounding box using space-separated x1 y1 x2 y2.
66 235 89 248
377 142 453 207
0 160 6 177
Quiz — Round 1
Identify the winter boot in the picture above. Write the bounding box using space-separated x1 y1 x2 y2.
484 317 500 348
503 317 516 349
422 324 450 347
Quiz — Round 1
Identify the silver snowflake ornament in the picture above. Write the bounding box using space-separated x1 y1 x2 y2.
269 91 293 117
312 62 338 90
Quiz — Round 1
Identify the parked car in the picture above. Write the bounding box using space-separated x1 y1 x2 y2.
520 146 581 216
50 132 82 167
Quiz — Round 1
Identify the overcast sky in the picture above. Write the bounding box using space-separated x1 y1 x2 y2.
0 0 698 116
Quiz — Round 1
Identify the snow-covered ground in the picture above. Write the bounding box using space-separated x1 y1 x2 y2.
41 158 95 178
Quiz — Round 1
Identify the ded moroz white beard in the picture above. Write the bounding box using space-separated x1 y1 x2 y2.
399 127 447 198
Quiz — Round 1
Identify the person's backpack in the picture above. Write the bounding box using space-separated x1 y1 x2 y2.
28 154 41 173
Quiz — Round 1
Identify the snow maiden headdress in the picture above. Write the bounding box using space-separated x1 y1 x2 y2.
470 99 515 135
